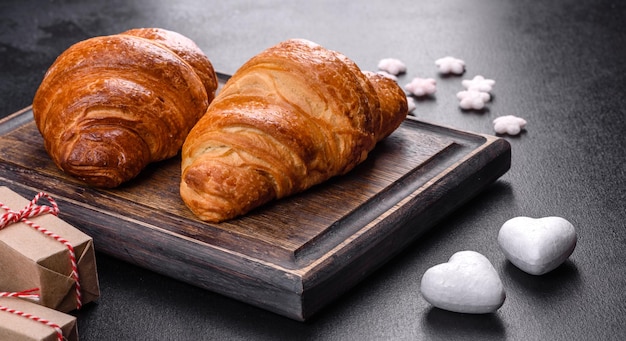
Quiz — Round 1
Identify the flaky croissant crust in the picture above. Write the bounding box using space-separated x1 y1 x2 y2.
181 39 408 222
33 28 217 188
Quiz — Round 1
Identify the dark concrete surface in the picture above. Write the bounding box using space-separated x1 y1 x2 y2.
1 0 625 340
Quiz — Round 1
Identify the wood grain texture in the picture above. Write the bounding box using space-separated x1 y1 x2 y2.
0 102 510 320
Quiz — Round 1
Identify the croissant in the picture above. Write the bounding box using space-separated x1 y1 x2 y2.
33 28 218 188
181 39 408 222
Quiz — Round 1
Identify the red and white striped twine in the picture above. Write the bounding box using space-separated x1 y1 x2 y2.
0 289 64 341
0 288 41 300
0 192 82 309
0 192 59 228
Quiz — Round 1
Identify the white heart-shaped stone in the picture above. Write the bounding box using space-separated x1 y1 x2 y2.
420 250 506 314
497 216 577 275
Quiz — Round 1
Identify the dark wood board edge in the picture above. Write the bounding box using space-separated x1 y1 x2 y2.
0 105 34 135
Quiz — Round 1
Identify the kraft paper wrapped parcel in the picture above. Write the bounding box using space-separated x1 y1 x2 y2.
0 295 78 341
0 186 100 313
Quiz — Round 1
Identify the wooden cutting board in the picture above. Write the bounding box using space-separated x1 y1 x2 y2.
0 85 510 321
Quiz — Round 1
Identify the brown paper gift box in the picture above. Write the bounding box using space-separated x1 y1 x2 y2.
0 186 100 312
0 296 78 341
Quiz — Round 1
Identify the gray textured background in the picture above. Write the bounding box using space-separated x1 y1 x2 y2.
1 0 625 339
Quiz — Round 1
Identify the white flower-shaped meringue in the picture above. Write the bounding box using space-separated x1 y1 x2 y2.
377 58 407 75
462 75 495 92
435 56 465 75
493 115 527 135
405 77 437 97
457 90 491 110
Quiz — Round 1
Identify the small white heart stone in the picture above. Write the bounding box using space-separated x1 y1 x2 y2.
420 251 506 314
497 216 577 275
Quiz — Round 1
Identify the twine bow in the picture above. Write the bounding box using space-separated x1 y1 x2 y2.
0 192 59 229
0 192 82 310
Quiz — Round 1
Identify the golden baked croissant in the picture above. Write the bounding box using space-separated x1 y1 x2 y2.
181 39 408 222
33 28 218 188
